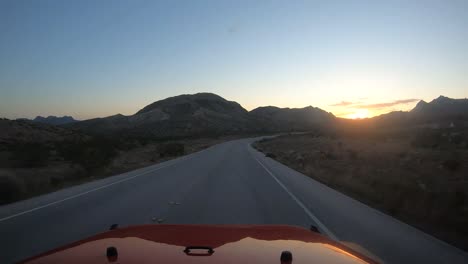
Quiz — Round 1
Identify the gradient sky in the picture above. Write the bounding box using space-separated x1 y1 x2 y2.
1 0 467 120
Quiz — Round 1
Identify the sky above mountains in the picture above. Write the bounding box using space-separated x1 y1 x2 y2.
1 0 467 120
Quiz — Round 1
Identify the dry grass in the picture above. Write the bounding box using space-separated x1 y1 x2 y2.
106 138 227 175
254 132 468 250
0 137 226 205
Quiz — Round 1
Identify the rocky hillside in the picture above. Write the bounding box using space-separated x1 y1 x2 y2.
63 93 468 138
70 93 335 137
0 118 84 146
69 93 256 137
250 106 335 131
410 96 468 122
372 96 468 128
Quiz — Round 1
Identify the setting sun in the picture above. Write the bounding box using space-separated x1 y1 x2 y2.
346 109 369 119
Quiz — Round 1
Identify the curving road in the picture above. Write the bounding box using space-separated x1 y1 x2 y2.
0 138 467 263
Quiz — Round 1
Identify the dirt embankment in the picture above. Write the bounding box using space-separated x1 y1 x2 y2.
254 132 468 251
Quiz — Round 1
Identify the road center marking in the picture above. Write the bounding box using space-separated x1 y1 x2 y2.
253 154 339 241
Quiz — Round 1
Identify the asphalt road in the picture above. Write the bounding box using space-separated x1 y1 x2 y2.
1 138 467 263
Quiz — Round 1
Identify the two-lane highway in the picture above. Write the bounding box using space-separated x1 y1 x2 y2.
1 138 467 263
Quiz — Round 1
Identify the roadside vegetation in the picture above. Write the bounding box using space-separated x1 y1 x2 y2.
0 130 226 205
254 124 468 250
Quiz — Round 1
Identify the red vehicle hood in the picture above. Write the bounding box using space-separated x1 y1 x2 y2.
21 225 378 264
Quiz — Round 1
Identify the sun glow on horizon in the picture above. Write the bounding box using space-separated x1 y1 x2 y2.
345 109 370 119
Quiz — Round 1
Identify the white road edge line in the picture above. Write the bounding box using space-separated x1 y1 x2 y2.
253 155 339 241
0 150 203 222
250 143 468 259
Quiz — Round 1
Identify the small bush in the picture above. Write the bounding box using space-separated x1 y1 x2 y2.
450 134 463 145
57 138 117 171
411 131 440 149
10 143 50 167
49 176 63 187
159 143 185 157
118 139 139 150
453 190 466 207
442 158 460 172
265 152 276 159
397 152 407 158
348 149 358 160
324 151 337 160
0 174 24 204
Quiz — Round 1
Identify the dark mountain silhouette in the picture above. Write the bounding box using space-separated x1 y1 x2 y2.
371 95 468 127
410 96 468 121
250 106 335 131
67 94 467 137
136 93 246 116
31 116 78 125
69 93 260 137
69 93 335 137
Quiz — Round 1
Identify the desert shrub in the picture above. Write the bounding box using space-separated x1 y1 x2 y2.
253 144 263 152
258 138 272 144
324 151 337 160
411 131 440 148
138 138 150 146
337 141 343 148
57 138 117 171
397 152 407 158
450 134 463 145
10 143 50 167
0 174 24 204
265 152 276 158
386 191 405 216
79 142 116 171
117 139 139 150
442 158 460 172
453 190 466 207
49 176 63 187
159 143 185 157
348 149 358 160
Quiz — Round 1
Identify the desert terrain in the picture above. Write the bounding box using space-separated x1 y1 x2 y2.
254 125 468 250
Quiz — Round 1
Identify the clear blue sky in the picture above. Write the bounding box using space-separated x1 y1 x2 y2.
1 0 467 119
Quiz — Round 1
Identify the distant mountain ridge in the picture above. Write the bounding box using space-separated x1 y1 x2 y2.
69 93 258 137
30 116 78 125
371 95 468 127
68 93 335 137
6 94 468 139
250 105 335 131
69 93 468 137
410 96 468 118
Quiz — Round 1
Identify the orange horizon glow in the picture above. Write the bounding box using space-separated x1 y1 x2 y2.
344 109 371 119
331 98 422 120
